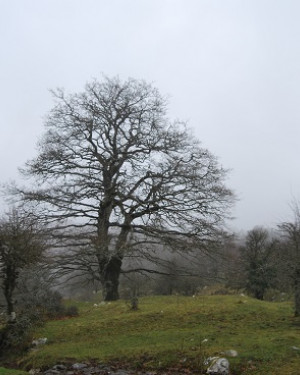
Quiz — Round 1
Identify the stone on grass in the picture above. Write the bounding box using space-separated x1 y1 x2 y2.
206 357 229 375
29 369 41 375
223 349 238 357
72 363 88 370
32 338 48 346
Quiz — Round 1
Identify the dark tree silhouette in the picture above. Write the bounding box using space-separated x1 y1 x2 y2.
278 203 300 316
0 210 46 320
240 227 277 300
16 76 234 301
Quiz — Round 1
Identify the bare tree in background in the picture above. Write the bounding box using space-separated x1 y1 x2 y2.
0 210 46 320
278 203 300 316
15 77 234 301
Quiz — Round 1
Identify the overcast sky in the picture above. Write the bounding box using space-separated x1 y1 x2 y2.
1 0 300 231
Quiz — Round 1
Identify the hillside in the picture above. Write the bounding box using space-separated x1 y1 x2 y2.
5 295 300 375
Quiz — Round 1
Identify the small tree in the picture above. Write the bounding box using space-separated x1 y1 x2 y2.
278 203 300 316
16 76 234 301
0 210 46 321
240 227 277 300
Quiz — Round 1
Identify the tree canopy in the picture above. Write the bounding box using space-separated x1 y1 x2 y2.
17 76 234 300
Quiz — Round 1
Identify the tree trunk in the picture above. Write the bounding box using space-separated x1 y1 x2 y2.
97 211 130 301
254 289 264 300
102 221 130 301
103 255 122 301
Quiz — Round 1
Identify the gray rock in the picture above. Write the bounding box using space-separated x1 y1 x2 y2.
29 370 41 375
38 362 177 375
44 370 60 375
206 357 230 375
32 337 48 346
52 365 67 371
223 349 238 357
72 363 88 370
85 368 103 374
291 346 300 351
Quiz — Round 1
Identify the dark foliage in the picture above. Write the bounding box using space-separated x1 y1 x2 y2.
240 227 277 300
0 309 44 357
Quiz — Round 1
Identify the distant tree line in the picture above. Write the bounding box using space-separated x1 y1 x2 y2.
225 209 300 316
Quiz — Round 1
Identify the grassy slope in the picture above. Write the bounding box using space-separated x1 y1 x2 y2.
15 295 300 374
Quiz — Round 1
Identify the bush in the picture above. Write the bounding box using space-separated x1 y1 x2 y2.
15 268 78 319
20 290 80 320
0 267 80 358
41 290 65 318
0 310 44 357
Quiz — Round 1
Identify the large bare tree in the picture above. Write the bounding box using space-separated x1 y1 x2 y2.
16 77 234 300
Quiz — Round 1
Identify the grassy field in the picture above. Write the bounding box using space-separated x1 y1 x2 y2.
5 294 300 374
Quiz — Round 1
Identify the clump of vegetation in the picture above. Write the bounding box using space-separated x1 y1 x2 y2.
0 291 79 359
0 266 79 359
0 310 43 357
0 210 47 321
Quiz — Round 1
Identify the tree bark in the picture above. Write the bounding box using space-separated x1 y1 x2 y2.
101 220 130 301
103 255 122 301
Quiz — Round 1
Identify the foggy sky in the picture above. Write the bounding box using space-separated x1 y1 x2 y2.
1 0 300 231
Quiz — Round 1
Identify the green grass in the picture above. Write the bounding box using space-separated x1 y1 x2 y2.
0 368 27 375
7 295 300 374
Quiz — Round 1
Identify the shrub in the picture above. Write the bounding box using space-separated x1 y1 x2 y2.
0 309 44 357
15 268 74 319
